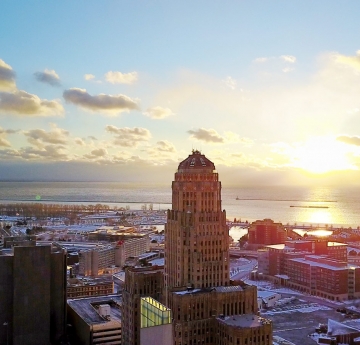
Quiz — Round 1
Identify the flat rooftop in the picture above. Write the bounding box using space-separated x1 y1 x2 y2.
173 285 245 295
217 314 272 328
67 295 121 325
289 255 357 270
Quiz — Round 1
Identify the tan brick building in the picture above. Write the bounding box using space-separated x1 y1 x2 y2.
165 150 272 345
67 277 114 299
121 151 272 345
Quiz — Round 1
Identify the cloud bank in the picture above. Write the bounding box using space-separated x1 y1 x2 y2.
63 88 139 114
337 135 360 146
0 90 63 116
24 127 69 148
106 125 151 147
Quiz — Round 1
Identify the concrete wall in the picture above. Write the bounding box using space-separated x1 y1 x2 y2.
140 323 173 345
0 255 14 345
13 246 51 345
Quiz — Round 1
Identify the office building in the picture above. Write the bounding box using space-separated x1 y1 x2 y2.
78 235 150 276
122 266 164 345
67 295 122 345
248 219 286 246
0 241 67 345
140 297 172 345
165 150 272 345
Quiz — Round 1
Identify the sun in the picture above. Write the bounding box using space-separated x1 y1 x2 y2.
292 136 355 174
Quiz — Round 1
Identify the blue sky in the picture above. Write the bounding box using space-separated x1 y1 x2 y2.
1 1 360 185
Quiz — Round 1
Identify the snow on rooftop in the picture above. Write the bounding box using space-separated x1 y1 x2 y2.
328 318 360 335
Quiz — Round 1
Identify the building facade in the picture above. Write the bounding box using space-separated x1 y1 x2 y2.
248 219 286 246
122 266 164 345
67 277 114 299
78 236 150 276
285 255 360 301
67 295 122 345
256 240 356 300
0 242 67 345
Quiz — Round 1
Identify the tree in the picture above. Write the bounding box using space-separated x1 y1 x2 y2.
239 234 248 248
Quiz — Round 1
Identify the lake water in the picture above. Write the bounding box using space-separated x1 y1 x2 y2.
0 182 359 229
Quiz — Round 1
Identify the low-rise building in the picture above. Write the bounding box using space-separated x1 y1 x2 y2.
286 255 360 301
257 291 281 309
67 295 122 345
67 277 114 299
256 240 357 301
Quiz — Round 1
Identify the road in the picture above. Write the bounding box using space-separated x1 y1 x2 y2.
230 257 257 280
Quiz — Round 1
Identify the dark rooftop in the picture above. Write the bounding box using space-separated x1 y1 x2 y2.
67 295 121 325
178 150 215 172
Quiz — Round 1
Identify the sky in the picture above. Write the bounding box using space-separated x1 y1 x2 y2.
1 1 360 185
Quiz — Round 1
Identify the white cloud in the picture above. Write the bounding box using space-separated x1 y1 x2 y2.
105 71 138 84
24 126 69 148
34 69 61 86
143 106 174 119
18 145 68 161
63 88 139 115
188 128 224 144
255 55 296 64
106 125 151 147
224 131 253 145
84 148 108 159
156 140 176 152
0 59 16 91
222 76 237 90
0 126 17 147
281 55 296 63
75 138 86 146
84 74 95 81
335 50 360 72
0 90 63 116
0 137 11 147
254 57 268 63
337 135 360 146
282 67 294 73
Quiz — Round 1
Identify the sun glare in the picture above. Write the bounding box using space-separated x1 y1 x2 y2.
292 137 355 174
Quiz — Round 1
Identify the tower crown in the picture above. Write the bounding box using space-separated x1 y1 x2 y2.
178 150 215 173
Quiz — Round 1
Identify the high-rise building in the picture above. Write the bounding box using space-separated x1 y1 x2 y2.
122 266 164 345
165 150 272 345
165 150 229 290
0 241 67 345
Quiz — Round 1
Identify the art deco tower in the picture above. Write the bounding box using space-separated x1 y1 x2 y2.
165 150 229 290
164 150 272 345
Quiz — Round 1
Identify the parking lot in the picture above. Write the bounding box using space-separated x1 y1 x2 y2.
261 298 360 345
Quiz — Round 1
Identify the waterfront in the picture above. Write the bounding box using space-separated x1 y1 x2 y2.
1 182 360 228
